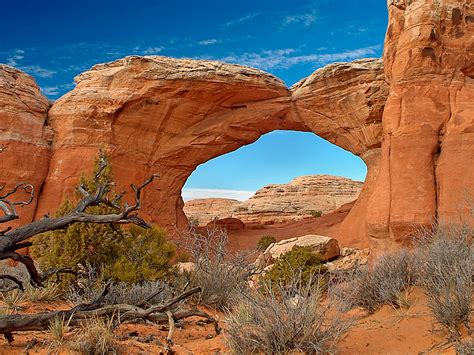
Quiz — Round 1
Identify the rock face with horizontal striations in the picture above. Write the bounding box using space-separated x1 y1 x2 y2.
366 0 474 255
0 65 51 230
183 198 242 226
1 0 472 257
235 175 363 224
184 175 363 225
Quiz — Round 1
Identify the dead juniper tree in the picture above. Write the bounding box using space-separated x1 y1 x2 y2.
0 147 219 345
0 148 156 289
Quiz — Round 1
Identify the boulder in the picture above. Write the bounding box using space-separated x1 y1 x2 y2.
326 248 369 272
264 235 340 261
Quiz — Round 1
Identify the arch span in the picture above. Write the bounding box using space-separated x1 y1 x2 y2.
36 56 387 246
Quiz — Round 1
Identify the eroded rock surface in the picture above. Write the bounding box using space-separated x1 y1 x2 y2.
34 56 385 246
184 175 363 225
184 198 242 225
0 65 51 229
2 0 472 256
366 0 474 254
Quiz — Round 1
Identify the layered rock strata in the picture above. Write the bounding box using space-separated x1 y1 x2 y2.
184 175 363 225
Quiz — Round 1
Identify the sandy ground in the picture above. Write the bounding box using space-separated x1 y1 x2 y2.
0 287 471 354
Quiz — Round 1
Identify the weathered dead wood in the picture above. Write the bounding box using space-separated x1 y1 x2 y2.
0 286 219 344
0 151 158 286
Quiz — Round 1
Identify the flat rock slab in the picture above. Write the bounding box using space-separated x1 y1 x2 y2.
265 234 340 261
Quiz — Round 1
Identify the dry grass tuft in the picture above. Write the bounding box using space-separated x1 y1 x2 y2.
330 250 415 314
48 315 70 349
69 316 120 355
0 289 24 313
226 276 352 354
177 226 253 310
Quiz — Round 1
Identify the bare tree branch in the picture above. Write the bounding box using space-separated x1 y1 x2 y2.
0 152 158 286
0 275 24 292
0 286 213 344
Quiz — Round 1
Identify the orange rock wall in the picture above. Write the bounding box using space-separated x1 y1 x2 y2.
1 0 472 255
0 65 51 230
366 0 474 254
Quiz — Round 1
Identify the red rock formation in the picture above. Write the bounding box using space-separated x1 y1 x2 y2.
1 0 471 256
366 0 474 254
0 65 51 229
184 198 242 226
184 175 363 225
36 56 385 247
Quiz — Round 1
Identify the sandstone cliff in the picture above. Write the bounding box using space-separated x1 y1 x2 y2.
183 198 242 225
366 0 474 254
0 65 51 229
1 0 472 256
184 175 363 225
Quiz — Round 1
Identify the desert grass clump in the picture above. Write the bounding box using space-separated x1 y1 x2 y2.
69 316 120 355
48 315 71 349
455 338 474 355
414 224 473 339
0 289 24 313
226 276 351 354
24 282 61 303
178 226 253 310
330 250 415 314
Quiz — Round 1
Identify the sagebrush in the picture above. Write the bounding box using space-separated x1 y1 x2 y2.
177 226 252 310
226 275 351 354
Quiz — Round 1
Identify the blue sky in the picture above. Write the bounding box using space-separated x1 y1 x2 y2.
0 0 388 200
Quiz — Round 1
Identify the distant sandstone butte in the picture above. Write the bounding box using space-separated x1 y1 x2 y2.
0 0 472 257
184 198 242 225
183 175 363 225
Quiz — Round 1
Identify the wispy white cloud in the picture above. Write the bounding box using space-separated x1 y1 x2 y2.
283 9 316 27
20 65 56 78
198 39 219 46
217 45 381 71
223 13 259 27
40 82 74 97
182 188 255 202
6 49 25 66
41 86 60 96
142 46 164 55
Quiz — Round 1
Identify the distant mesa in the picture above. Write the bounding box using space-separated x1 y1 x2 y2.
184 175 363 226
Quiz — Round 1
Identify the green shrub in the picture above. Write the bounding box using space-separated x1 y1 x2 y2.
256 235 276 252
262 246 327 290
107 225 175 283
310 210 323 218
31 153 175 284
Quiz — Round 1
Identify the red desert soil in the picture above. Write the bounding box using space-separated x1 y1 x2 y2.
0 288 470 354
224 201 368 253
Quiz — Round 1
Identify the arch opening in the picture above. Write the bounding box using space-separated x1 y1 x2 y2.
180 130 368 251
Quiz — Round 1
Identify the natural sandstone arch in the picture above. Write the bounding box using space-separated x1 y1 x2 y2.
2 0 472 256
31 56 387 247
